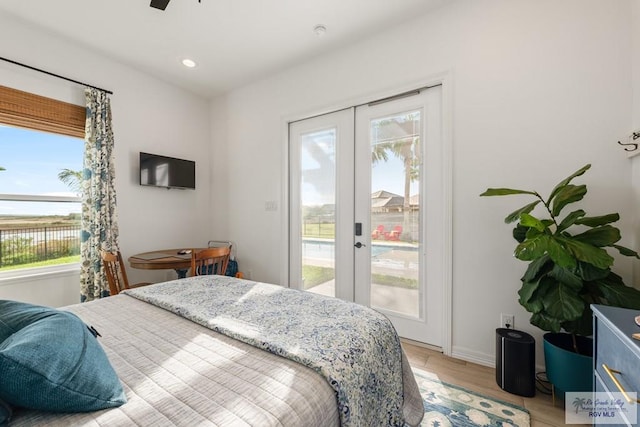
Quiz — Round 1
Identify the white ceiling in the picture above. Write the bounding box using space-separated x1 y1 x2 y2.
0 0 448 98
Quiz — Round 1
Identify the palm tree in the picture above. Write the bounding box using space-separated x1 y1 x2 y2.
58 168 83 196
371 114 421 241
371 141 391 164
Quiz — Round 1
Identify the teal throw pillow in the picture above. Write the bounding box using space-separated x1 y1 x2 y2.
0 300 126 412
0 397 11 426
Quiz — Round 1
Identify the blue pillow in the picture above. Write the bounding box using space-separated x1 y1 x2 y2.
0 300 126 412
0 397 11 426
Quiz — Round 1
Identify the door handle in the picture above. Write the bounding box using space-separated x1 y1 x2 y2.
354 242 366 248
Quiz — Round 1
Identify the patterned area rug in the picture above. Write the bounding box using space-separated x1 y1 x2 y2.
413 368 530 427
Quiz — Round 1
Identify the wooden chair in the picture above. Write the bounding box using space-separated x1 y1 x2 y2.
101 250 151 295
190 246 231 277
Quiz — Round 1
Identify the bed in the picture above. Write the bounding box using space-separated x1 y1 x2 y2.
4 276 424 426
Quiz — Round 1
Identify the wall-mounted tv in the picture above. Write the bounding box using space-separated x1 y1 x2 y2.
139 152 196 189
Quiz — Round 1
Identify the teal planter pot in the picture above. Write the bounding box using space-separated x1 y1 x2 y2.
543 333 593 399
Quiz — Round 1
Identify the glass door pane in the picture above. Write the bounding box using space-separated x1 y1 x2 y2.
300 127 336 297
369 111 421 318
289 109 354 301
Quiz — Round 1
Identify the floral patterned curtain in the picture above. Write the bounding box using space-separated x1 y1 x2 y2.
80 88 120 302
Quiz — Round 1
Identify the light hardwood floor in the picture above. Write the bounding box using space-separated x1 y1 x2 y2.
401 341 575 427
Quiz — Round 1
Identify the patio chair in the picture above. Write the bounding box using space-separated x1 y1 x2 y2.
371 225 385 239
385 225 403 241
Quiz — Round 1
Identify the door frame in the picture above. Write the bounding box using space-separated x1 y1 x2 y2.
281 72 453 356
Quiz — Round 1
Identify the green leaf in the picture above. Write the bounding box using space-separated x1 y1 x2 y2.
576 262 610 281
561 309 594 337
518 279 537 304
612 244 640 259
548 264 583 290
556 209 585 233
541 219 555 228
575 213 620 227
551 184 587 216
519 213 546 232
583 280 604 302
542 282 584 321
521 254 552 282
480 188 537 197
525 226 545 241
518 280 544 312
592 272 640 309
548 164 591 202
572 225 621 247
530 312 562 333
514 234 549 261
512 224 529 243
546 236 577 269
505 200 541 224
558 237 614 269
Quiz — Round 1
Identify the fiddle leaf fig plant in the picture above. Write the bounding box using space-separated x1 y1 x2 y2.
480 164 640 337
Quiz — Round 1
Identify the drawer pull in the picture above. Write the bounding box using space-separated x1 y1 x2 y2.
602 363 640 403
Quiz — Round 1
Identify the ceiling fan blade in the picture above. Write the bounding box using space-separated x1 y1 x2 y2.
150 0 170 10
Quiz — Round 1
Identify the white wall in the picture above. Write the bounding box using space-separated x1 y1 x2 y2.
211 0 637 366
0 13 212 307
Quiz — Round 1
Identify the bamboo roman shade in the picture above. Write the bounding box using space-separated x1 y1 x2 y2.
0 85 85 138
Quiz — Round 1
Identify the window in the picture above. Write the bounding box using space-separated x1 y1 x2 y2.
0 85 85 272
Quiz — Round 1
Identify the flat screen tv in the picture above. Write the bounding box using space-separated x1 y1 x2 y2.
139 152 196 189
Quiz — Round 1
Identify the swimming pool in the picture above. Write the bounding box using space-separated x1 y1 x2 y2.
302 239 416 260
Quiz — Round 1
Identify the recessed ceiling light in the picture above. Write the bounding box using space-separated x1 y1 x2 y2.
313 25 327 37
181 58 197 68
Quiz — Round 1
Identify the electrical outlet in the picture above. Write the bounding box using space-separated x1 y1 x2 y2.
501 313 515 329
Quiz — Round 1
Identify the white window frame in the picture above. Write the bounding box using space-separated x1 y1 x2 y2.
0 194 80 203
0 84 86 282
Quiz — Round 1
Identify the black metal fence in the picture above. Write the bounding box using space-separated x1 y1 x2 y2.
303 212 420 242
0 225 81 268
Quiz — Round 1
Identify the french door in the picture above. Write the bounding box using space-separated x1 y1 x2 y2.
289 109 355 302
289 86 445 346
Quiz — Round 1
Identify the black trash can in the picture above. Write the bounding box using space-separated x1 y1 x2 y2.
495 328 535 397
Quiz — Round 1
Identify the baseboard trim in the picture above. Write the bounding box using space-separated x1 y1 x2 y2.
400 337 442 353
452 345 546 373
450 346 494 368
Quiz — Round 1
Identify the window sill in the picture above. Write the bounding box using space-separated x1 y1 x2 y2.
0 263 80 286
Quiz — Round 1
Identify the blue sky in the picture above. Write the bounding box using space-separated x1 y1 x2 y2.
301 131 417 206
0 124 83 216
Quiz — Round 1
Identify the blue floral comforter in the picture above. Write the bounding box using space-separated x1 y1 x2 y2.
123 276 417 427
